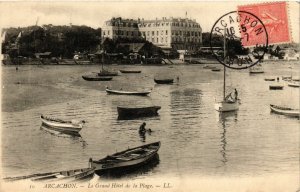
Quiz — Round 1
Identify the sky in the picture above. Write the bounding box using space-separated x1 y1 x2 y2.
0 1 299 42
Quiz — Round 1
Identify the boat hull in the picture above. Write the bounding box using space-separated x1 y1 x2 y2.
288 82 300 87
40 116 83 134
269 85 283 90
119 70 141 73
117 106 161 119
82 75 113 81
106 89 151 96
154 79 174 84
91 142 160 175
98 71 118 76
270 104 299 117
214 101 239 112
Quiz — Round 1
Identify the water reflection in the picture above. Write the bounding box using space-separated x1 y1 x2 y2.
217 112 238 165
97 154 160 179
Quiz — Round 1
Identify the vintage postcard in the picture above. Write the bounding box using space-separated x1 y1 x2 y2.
0 1 299 192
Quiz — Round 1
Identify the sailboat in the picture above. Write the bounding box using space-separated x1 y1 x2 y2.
98 50 118 76
214 30 239 112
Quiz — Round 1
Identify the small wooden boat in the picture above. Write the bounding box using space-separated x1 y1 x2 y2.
119 70 141 73
282 76 292 81
264 77 275 81
249 64 264 74
4 167 95 182
82 74 113 81
90 141 160 175
117 106 161 119
270 104 299 117
98 70 118 76
154 78 174 84
215 100 239 112
40 115 85 134
269 85 284 90
105 87 151 96
211 67 221 72
288 80 300 87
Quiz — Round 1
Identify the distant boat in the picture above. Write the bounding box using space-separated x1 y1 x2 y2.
154 78 174 84
90 141 160 175
98 70 118 76
119 70 141 73
211 67 221 72
282 75 292 81
117 106 161 119
269 85 284 90
264 77 276 81
249 64 264 74
105 87 151 96
288 81 300 87
4 167 95 182
82 74 113 81
40 115 85 134
270 104 299 117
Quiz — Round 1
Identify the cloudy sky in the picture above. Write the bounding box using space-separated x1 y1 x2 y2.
0 1 299 42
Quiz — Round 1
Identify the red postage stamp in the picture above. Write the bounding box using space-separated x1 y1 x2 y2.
238 2 290 46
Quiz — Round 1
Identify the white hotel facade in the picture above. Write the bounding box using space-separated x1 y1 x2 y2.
102 17 202 51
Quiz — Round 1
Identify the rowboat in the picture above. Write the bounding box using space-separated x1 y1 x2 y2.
40 115 85 134
249 64 264 74
211 67 221 72
264 77 275 81
154 78 174 84
119 70 141 73
82 74 113 81
90 141 160 175
105 87 151 96
269 85 284 90
288 81 300 87
4 167 95 182
270 104 299 117
117 106 161 119
98 70 118 76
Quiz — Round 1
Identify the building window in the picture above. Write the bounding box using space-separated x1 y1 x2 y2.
161 37 163 42
147 31 150 36
166 37 168 43
157 31 159 36
108 31 110 35
161 30 164 35
157 38 158 42
103 31 106 35
152 31 154 36
166 30 168 35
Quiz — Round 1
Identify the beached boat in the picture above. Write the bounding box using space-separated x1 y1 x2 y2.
90 141 160 175
269 85 284 90
154 78 174 84
249 64 264 74
119 70 141 73
270 104 299 117
82 74 113 81
4 167 95 182
105 87 151 96
288 81 300 87
117 106 161 119
40 115 85 134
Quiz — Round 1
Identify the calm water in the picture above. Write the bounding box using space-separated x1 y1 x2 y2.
1 62 299 180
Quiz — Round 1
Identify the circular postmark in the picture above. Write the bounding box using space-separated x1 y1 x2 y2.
210 10 269 70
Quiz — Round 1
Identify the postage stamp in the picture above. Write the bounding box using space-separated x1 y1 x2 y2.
238 1 291 45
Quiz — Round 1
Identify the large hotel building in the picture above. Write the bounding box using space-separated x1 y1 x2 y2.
102 17 202 51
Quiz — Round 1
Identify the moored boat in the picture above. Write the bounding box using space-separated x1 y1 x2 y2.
154 78 174 84
270 104 299 117
119 70 141 73
98 70 118 76
288 81 300 87
90 141 160 175
40 115 85 134
105 87 151 96
211 67 221 72
117 106 161 119
82 74 113 81
264 77 276 81
269 85 284 90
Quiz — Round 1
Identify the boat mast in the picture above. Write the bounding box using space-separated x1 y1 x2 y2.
223 27 226 101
